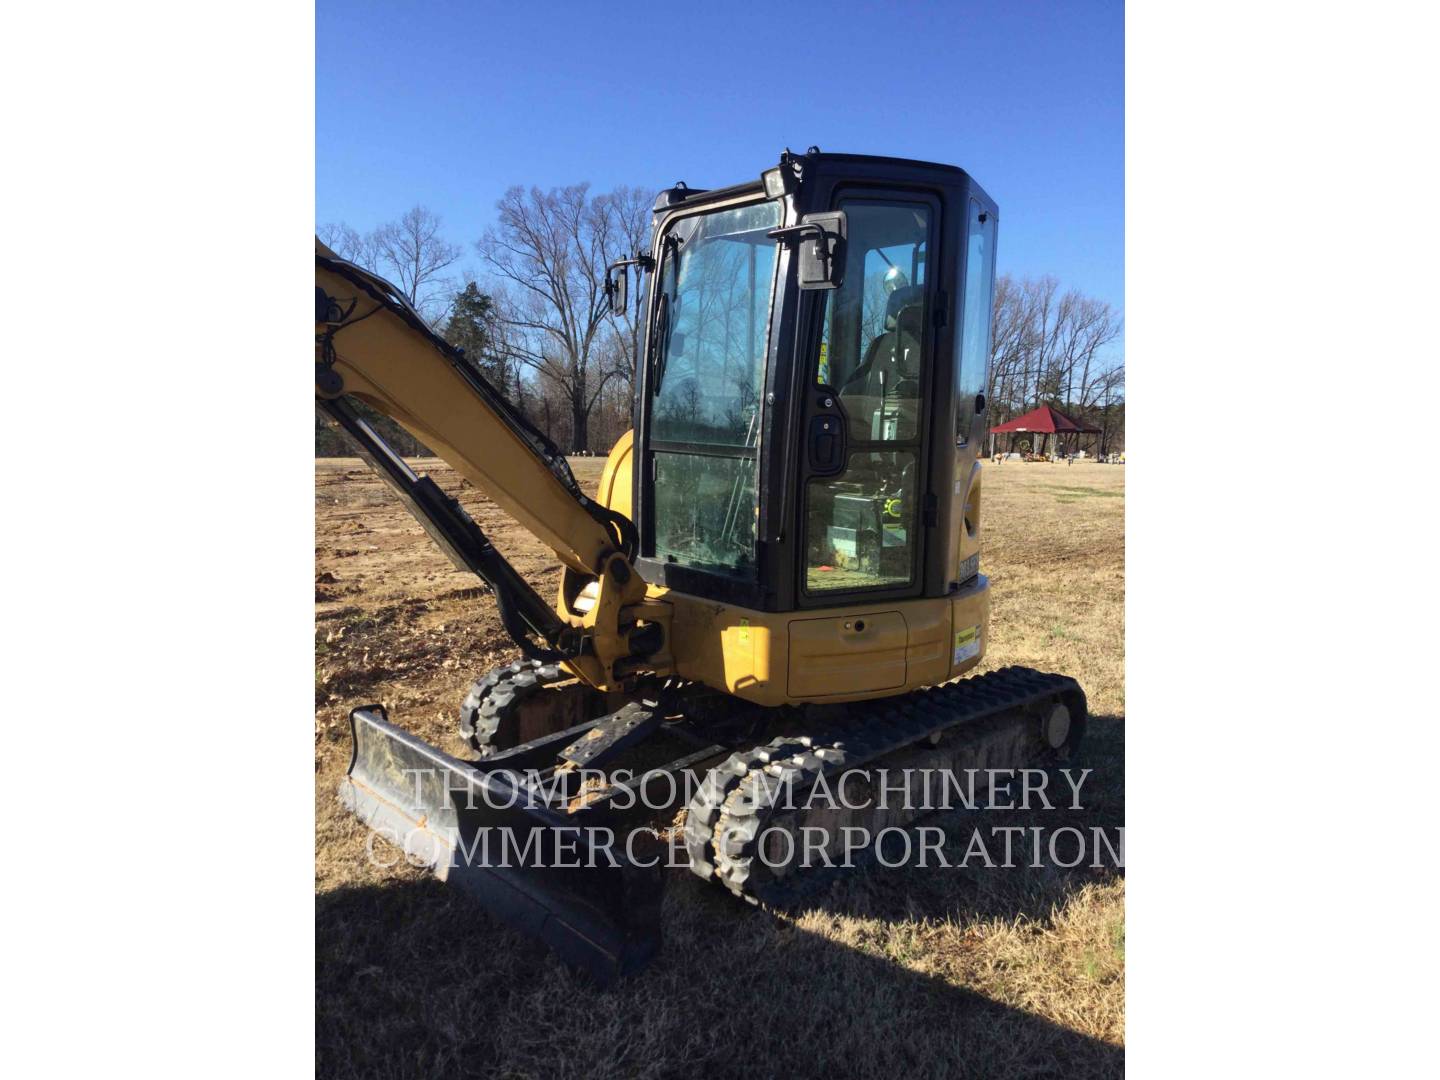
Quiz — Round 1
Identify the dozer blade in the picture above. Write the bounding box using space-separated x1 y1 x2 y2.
338 706 663 984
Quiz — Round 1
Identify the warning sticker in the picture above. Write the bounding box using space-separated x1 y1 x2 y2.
953 625 981 666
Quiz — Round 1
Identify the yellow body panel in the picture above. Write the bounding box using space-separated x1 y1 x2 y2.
632 574 988 707
597 430 634 520
955 460 983 579
787 611 908 697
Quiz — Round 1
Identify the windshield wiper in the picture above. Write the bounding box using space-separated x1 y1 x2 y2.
650 233 686 396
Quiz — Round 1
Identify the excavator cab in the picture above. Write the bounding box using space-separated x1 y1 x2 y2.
583 152 1004 707
622 151 997 619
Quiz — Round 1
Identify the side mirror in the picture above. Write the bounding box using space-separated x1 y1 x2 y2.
770 211 847 290
605 262 628 315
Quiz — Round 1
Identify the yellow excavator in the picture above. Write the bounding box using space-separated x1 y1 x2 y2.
317 149 1085 982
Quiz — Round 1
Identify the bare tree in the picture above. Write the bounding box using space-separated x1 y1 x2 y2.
476 183 639 452
317 221 381 268
988 273 1031 419
597 185 654 393
319 207 461 322
372 206 462 317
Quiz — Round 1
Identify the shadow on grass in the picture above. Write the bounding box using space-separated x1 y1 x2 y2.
316 715 1124 1079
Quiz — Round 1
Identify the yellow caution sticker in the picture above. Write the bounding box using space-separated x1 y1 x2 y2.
953 625 981 665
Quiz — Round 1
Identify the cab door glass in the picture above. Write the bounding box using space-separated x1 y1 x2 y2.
648 200 781 578
955 198 995 444
805 200 931 594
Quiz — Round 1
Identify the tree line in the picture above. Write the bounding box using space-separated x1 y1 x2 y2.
317 189 1124 458
988 274 1125 457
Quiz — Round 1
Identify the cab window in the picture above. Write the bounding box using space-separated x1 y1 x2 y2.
648 200 780 578
806 200 932 594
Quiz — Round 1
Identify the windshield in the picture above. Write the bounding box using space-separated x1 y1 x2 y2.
648 200 781 577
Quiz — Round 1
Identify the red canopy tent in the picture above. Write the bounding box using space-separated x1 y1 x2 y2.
989 404 1101 459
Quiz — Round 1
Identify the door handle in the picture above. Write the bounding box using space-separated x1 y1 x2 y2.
809 415 839 470
808 391 847 474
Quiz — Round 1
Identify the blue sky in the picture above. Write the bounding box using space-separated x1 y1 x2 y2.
317 0 1123 314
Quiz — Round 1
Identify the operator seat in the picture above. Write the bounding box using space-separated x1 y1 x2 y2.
840 284 925 442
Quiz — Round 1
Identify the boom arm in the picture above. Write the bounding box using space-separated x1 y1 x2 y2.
315 241 650 675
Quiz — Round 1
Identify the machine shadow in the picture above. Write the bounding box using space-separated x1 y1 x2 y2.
316 716 1123 1078
317 883 1123 1079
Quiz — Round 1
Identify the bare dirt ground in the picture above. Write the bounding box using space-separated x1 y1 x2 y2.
315 456 1125 1079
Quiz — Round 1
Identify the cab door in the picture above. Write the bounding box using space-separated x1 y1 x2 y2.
637 198 783 606
795 192 941 606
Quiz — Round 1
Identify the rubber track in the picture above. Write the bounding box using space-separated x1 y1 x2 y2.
682 666 1086 904
457 658 571 755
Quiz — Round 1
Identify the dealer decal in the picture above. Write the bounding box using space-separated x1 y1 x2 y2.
953 625 981 665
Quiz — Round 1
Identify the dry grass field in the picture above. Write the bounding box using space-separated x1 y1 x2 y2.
315 455 1125 1078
